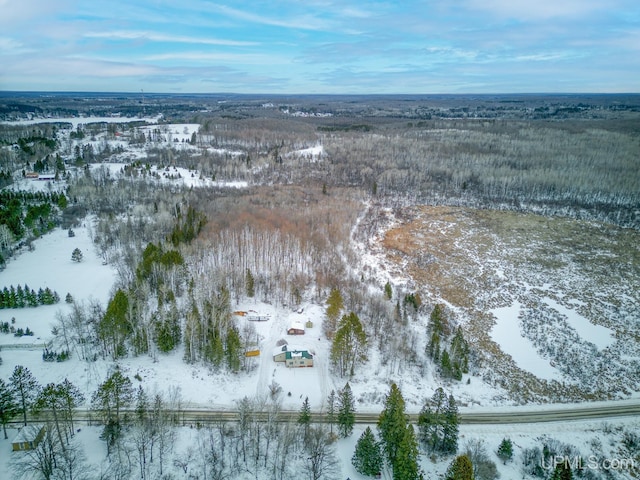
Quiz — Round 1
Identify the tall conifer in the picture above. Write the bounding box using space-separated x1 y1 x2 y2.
352 427 383 477
377 383 407 466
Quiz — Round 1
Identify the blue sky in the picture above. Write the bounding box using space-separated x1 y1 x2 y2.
1 0 639 93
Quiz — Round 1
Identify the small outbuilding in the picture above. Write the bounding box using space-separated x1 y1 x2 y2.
287 321 306 335
12 426 45 451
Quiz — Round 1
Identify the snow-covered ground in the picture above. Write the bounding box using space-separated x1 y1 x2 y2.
89 162 248 189
0 414 636 479
136 123 199 142
287 144 325 161
0 221 116 349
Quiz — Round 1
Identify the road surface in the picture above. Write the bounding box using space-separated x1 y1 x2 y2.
34 401 638 427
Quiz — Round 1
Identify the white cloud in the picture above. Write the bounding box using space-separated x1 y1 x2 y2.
84 30 258 47
143 51 287 65
513 52 574 62
208 3 333 31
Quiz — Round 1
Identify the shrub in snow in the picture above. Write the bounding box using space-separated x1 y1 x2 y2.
71 247 83 262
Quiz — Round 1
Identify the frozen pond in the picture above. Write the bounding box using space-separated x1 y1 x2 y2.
544 297 614 350
490 302 562 380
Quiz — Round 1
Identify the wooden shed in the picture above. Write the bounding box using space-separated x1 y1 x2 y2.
12 426 45 452
287 321 306 335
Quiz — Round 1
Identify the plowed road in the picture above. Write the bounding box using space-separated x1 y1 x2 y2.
51 402 639 426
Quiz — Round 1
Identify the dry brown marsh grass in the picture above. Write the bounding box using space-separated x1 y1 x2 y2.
380 206 640 401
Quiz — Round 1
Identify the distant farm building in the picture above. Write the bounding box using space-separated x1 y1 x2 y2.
234 310 270 321
272 345 314 367
287 322 306 335
12 426 45 451
37 174 55 181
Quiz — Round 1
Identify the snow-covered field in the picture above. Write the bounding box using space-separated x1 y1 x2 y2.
89 162 248 189
357 204 640 402
0 221 116 348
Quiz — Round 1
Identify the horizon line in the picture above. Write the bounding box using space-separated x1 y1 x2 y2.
1 90 639 97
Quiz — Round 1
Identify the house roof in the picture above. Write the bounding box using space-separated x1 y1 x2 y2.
285 350 313 360
288 321 305 331
12 426 44 444
272 344 306 357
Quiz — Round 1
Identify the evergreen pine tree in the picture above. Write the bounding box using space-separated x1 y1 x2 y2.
99 289 131 359
377 383 407 467
9 286 16 307
417 386 447 452
430 304 445 333
27 287 38 307
324 287 344 338
450 326 469 377
225 326 242 372
210 327 225 368
298 396 312 436
445 454 474 480
330 312 367 377
337 383 355 438
245 268 255 298
352 426 383 477
16 284 24 308
9 365 40 426
384 281 393 300
442 393 459 454
71 247 83 262
91 368 134 427
135 385 149 425
0 379 18 439
394 425 421 480
441 348 452 377
497 437 514 465
550 460 573 480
